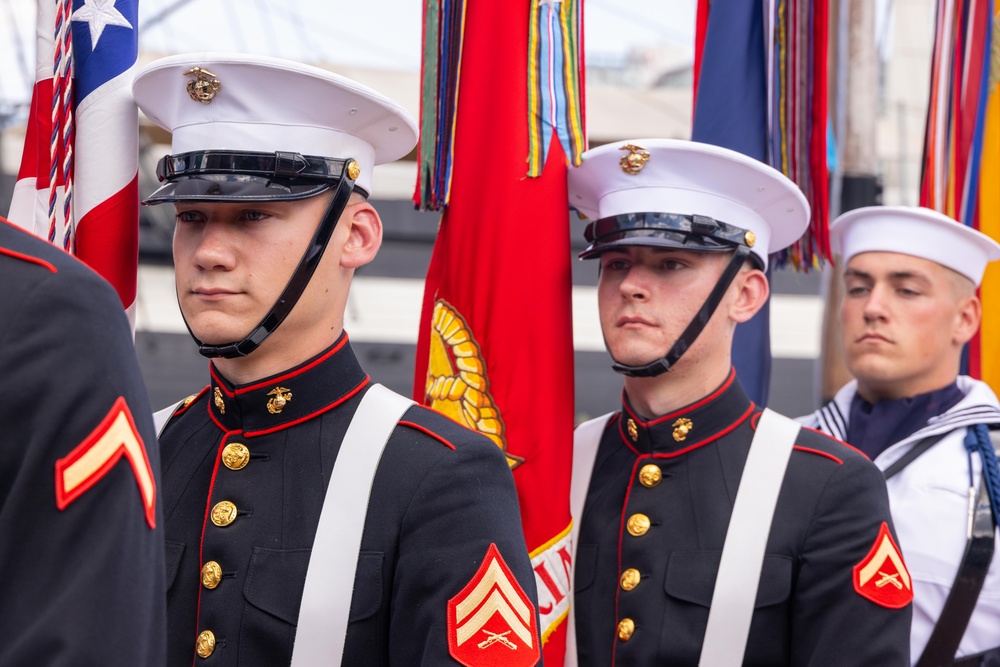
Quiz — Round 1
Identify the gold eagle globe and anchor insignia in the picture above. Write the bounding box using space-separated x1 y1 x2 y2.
424 300 522 469
619 143 651 175
672 417 693 442
266 387 293 414
184 67 222 104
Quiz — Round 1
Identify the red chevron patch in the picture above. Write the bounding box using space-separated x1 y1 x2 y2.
55 396 156 528
448 543 540 667
853 521 912 608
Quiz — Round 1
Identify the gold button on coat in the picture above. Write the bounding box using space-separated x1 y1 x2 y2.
222 443 250 470
201 561 223 589
211 501 238 527
620 568 641 591
638 464 662 487
196 630 216 658
617 618 635 641
626 513 651 536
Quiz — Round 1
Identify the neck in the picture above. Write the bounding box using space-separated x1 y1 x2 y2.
623 356 732 419
212 326 344 386
856 374 959 404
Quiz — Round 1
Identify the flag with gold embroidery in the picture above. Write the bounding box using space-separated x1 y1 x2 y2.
413 0 582 661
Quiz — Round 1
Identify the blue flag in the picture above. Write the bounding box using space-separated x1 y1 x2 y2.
692 0 772 406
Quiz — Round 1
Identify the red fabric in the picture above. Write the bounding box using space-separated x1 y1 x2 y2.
447 543 541 667
809 0 830 261
852 522 913 609
693 0 711 110
413 0 575 660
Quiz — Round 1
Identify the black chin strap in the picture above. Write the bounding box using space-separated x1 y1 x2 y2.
611 245 753 377
192 166 357 359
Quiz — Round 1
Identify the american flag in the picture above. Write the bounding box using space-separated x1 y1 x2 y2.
8 0 140 323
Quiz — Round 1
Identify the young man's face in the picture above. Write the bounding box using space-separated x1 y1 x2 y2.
171 192 346 361
841 251 976 400
596 246 735 373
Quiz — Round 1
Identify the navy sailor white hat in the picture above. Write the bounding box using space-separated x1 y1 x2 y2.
830 206 1000 286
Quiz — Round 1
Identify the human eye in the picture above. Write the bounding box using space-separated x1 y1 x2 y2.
602 256 630 272
241 209 271 222
843 281 869 297
175 209 204 224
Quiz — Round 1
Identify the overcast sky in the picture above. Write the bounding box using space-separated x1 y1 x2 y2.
0 0 697 113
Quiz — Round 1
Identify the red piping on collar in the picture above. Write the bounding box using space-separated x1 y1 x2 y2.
175 387 209 419
244 376 370 438
647 402 755 460
238 335 350 394
622 368 737 427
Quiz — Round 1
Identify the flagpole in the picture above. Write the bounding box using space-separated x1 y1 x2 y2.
820 0 877 403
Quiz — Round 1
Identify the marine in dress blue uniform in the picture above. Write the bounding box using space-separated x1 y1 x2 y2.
0 217 165 666
132 53 541 666
565 140 912 666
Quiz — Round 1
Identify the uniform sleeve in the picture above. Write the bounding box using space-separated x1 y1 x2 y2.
387 435 542 666
0 266 166 667
790 453 912 666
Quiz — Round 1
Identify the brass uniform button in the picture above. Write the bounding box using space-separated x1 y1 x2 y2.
201 561 223 589
211 501 238 527
626 418 639 442
196 629 216 658
626 513 651 536
638 464 662 488
222 443 250 470
620 568 641 591
617 618 635 641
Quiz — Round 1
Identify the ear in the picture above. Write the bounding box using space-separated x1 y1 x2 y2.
727 267 770 324
952 294 982 346
339 201 382 269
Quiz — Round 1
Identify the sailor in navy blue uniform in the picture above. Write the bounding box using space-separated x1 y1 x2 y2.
565 140 912 666
0 216 165 666
801 206 1000 666
133 53 540 666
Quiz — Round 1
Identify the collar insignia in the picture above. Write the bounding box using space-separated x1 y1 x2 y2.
266 387 293 415
672 417 693 442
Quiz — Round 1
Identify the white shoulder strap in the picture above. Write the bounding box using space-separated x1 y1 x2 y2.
698 408 799 667
153 399 185 438
564 412 614 667
290 383 414 667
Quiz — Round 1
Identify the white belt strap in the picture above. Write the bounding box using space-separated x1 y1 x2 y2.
564 412 614 667
290 383 414 667
698 408 799 667
154 399 185 437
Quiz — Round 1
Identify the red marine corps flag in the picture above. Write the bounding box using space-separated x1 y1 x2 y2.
413 0 584 662
8 0 140 323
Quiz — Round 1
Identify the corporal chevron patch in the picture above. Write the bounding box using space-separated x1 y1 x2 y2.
448 543 540 667
55 396 156 528
853 521 913 609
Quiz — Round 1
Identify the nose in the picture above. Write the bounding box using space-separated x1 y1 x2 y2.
862 283 889 324
619 264 651 301
188 221 237 271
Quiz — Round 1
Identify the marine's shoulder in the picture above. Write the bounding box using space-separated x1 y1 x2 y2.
394 404 500 454
792 422 872 466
